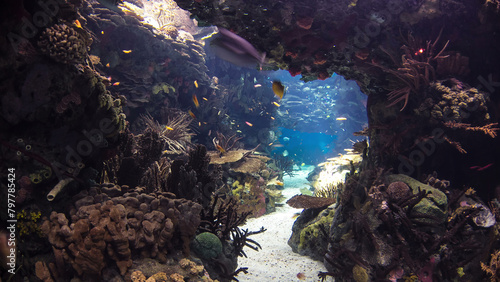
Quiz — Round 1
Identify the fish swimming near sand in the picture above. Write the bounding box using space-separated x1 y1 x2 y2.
210 28 266 68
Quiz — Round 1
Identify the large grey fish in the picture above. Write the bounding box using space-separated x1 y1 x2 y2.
210 28 266 68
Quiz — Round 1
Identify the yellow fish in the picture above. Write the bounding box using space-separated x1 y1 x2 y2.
188 110 196 119
272 80 285 99
202 97 208 101
122 50 132 53
192 95 200 108
106 63 110 67
272 101 280 107
336 117 347 121
74 19 82 28
276 181 284 186
194 80 199 88
112 82 120 86
165 126 174 130
216 144 226 153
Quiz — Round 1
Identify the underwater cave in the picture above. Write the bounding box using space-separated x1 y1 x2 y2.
1 0 500 281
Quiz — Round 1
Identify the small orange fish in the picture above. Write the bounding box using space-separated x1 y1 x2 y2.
216 144 226 153
188 110 196 119
192 95 200 108
202 97 208 101
106 63 110 67
270 116 275 120
74 19 82 28
165 126 174 130
245 121 253 127
296 272 306 280
276 181 284 186
112 82 120 86
194 80 199 88
272 101 280 107
122 50 132 53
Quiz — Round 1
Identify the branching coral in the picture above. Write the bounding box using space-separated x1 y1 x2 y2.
230 227 266 258
482 250 500 281
142 113 194 155
166 145 222 208
212 132 242 154
377 29 449 110
272 154 295 177
444 122 499 138
199 195 251 240
139 157 170 193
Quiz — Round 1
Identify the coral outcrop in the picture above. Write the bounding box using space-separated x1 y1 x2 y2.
38 23 92 64
288 206 335 261
41 186 202 278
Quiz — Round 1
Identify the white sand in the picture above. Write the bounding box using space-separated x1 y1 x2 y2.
235 167 334 282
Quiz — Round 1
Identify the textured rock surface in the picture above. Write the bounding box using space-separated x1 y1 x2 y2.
41 186 202 277
386 174 448 225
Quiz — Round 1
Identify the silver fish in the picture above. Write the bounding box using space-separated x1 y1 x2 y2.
210 28 266 68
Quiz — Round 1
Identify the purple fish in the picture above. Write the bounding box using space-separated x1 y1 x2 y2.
211 28 266 68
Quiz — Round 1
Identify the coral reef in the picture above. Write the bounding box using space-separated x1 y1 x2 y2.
167 145 222 208
38 23 92 64
198 195 251 240
1 0 499 281
418 79 490 124
40 186 202 279
271 155 295 177
288 206 335 261
142 112 195 155
481 249 500 282
320 170 495 281
212 132 242 155
128 257 217 282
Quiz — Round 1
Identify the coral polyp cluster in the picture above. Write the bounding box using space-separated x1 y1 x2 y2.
38 23 91 64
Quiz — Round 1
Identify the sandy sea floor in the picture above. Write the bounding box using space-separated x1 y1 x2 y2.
235 166 334 282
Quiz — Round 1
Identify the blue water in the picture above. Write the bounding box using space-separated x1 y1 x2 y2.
272 127 337 165
266 70 367 164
